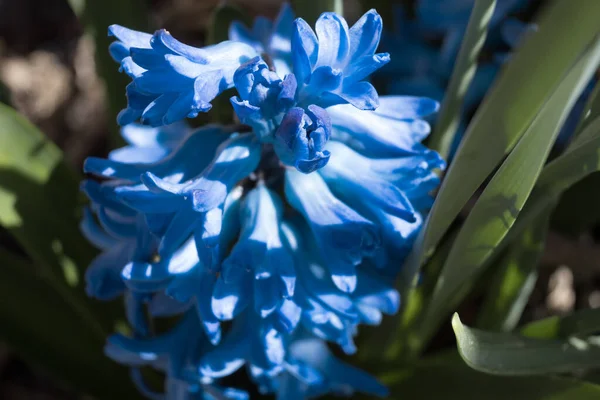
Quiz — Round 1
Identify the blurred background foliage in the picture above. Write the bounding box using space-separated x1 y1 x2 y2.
1 0 600 399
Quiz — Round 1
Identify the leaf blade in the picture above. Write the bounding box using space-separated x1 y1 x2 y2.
400 0 600 290
453 313 600 376
476 214 549 331
0 249 135 398
428 0 497 159
372 351 600 400
422 35 600 340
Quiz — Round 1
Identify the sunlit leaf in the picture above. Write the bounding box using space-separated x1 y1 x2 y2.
476 214 549 331
421 36 600 340
368 351 600 400
400 0 600 292
0 103 121 332
453 313 600 375
428 0 497 159
521 308 600 340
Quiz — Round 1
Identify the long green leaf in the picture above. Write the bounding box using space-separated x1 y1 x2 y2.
502 114 600 246
399 0 600 291
0 250 136 398
372 351 600 400
537 116 600 192
521 308 600 340
375 229 459 361
0 104 121 333
453 313 600 376
476 214 549 331
571 80 600 140
428 0 497 159
422 37 600 340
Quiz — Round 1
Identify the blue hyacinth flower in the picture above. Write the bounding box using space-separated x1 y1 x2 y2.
274 105 332 173
106 312 248 400
292 10 389 110
115 133 261 272
328 95 439 158
280 221 399 352
230 57 297 141
229 8 391 174
212 183 295 321
285 170 380 293
276 337 388 399
84 125 229 183
109 122 192 164
229 3 295 76
109 25 257 126
84 6 447 400
200 312 286 384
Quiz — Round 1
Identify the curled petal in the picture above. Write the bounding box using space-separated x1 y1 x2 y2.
285 170 380 292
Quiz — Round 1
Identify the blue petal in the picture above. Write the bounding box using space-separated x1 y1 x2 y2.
288 338 388 397
291 18 318 85
223 184 295 304
320 141 417 222
194 207 224 271
328 102 434 157
108 25 152 61
314 13 350 69
212 270 252 320
348 9 383 60
274 106 332 173
337 81 379 110
344 53 390 84
85 243 130 300
375 95 439 119
285 170 380 293
353 270 400 321
80 207 117 250
149 291 192 317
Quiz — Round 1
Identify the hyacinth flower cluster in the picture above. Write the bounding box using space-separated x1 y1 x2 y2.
82 4 444 399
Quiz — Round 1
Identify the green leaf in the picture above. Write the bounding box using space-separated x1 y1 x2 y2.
67 0 86 17
399 0 600 291
0 103 121 333
536 116 600 193
572 80 600 140
428 0 497 159
508 112 600 242
476 214 549 331
0 249 136 398
292 0 343 22
421 36 600 342
521 308 600 340
372 351 600 400
453 313 600 376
